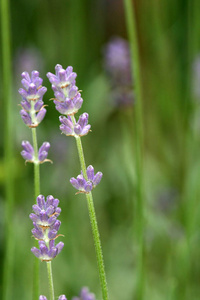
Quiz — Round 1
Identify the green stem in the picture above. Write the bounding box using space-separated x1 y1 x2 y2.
31 128 40 300
46 262 55 300
32 128 40 198
72 115 109 300
1 0 15 299
123 0 145 299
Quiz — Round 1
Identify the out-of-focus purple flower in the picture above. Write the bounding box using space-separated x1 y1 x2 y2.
39 296 67 300
103 37 134 107
70 165 103 194
21 141 51 164
72 287 96 300
47 64 83 115
18 71 47 127
59 113 91 137
103 37 131 86
30 195 64 261
15 47 44 76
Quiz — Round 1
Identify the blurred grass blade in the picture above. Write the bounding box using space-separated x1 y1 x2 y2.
123 0 145 299
1 0 15 299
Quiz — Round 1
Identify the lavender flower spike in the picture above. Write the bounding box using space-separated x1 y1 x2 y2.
30 195 64 261
70 165 103 194
47 64 83 115
18 70 47 127
72 287 96 300
59 113 91 137
21 141 52 164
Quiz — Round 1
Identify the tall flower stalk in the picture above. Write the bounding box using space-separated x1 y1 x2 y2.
123 0 145 299
18 71 52 300
47 65 109 300
1 0 15 299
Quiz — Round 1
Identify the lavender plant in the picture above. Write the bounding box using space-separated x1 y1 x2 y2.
18 69 97 300
47 65 109 300
18 71 63 300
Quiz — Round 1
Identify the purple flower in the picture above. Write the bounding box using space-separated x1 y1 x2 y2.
38 142 51 162
59 113 91 137
31 240 64 261
30 195 64 261
21 141 34 161
18 70 47 127
47 64 83 115
103 37 131 86
103 37 134 107
39 296 47 300
39 296 67 300
72 287 96 300
70 165 102 194
58 296 67 300
21 141 51 163
30 195 61 227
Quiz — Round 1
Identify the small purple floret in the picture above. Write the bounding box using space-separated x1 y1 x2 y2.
38 142 51 161
21 141 34 161
59 113 91 137
21 141 51 163
39 296 67 300
70 166 102 194
39 296 47 300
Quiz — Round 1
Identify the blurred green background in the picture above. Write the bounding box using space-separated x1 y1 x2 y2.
1 0 200 299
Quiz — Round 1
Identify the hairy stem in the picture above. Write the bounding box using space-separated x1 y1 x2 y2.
31 127 40 300
46 262 55 300
32 128 40 198
71 115 109 300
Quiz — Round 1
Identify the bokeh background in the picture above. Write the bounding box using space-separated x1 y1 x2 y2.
1 0 200 299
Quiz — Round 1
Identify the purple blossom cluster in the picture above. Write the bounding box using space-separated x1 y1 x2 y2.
47 65 103 193
19 71 47 127
39 296 67 300
21 141 51 164
70 166 102 194
103 37 134 107
72 287 96 300
59 113 91 137
47 65 83 115
30 195 64 261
